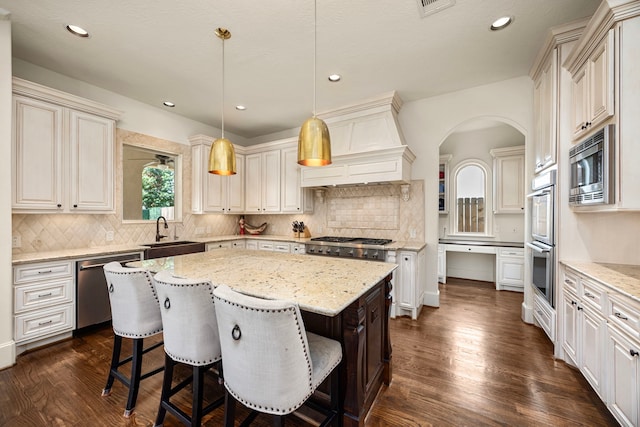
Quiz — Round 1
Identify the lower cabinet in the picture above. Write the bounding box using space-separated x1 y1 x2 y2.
13 260 75 354
437 245 446 284
391 248 426 320
560 263 640 426
495 248 524 291
206 240 246 251
533 290 555 342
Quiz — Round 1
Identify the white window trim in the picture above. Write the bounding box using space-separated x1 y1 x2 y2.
448 159 493 238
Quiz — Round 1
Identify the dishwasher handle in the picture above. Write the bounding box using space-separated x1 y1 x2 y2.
78 258 141 270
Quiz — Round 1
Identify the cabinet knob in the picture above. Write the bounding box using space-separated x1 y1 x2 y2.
571 300 577 306
73 204 78 208
577 306 583 311
586 121 592 126
57 203 62 208
631 350 639 357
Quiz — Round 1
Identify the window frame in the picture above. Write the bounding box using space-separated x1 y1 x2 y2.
448 159 493 238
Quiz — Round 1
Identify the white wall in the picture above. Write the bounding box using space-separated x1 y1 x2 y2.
398 76 534 310
0 10 16 369
12 59 248 147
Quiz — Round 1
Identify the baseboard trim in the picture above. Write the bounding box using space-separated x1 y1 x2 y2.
423 289 440 308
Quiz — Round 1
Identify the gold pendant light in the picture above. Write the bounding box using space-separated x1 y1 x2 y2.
298 0 331 166
208 27 237 175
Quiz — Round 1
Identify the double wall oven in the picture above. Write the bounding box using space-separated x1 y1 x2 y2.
305 237 392 262
527 170 555 307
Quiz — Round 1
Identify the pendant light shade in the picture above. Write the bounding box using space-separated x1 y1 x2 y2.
298 0 331 166
208 27 236 175
298 116 331 166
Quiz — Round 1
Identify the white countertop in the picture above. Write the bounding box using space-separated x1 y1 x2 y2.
129 250 397 317
561 260 640 303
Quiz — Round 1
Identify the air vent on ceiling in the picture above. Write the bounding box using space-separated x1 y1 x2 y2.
417 0 455 18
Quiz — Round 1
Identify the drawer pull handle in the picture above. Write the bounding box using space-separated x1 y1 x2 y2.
631 350 639 357
37 292 53 298
615 312 628 321
564 279 574 285
38 320 53 326
584 292 595 299
571 301 577 306
38 270 53 274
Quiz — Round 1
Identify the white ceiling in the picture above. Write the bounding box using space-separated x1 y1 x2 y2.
1 0 600 141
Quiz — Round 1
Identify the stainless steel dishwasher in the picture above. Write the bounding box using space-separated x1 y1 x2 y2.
76 252 142 330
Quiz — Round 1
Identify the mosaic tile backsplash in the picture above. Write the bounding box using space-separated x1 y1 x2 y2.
12 130 425 254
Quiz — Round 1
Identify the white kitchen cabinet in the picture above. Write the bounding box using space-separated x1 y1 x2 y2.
207 241 232 250
190 135 245 214
490 146 525 214
281 146 313 214
245 150 281 213
560 268 606 399
607 324 640 426
533 289 555 342
532 47 558 173
12 79 119 213
257 241 291 253
394 248 426 320
495 248 524 291
438 155 451 214
245 240 259 250
570 29 614 141
291 243 305 254
13 260 75 353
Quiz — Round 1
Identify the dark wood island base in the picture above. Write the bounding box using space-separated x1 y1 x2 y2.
303 274 393 426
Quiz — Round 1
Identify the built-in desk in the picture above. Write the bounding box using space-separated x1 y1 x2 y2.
438 240 525 292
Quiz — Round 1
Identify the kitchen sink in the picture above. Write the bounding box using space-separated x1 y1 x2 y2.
142 240 205 259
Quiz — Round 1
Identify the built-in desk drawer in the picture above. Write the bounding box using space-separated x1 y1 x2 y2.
441 244 497 254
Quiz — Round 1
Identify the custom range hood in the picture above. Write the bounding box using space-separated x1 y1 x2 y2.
300 91 415 188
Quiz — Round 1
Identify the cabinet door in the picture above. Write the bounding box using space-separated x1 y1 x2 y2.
437 246 446 284
607 325 639 426
226 153 245 213
12 96 64 210
534 50 557 173
69 111 115 211
571 65 589 139
281 147 303 213
244 153 262 213
497 254 524 289
588 30 614 129
397 252 415 309
494 154 524 213
262 150 281 212
562 290 579 364
581 307 605 397
365 287 383 390
204 172 226 213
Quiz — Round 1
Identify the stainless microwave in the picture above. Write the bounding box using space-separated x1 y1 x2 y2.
569 124 615 206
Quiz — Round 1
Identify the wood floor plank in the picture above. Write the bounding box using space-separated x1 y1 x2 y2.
0 278 619 426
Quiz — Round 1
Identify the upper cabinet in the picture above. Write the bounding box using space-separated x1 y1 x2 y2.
281 146 313 214
491 146 525 214
570 29 614 140
564 1 640 210
532 48 558 173
245 150 281 213
438 155 451 214
12 78 120 213
190 135 245 214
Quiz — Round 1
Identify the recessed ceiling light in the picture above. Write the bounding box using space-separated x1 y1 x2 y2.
235 105 246 111
490 16 513 31
328 74 341 82
66 24 89 38
163 101 175 107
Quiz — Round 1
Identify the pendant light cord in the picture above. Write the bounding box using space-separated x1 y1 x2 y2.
313 0 317 118
221 37 225 138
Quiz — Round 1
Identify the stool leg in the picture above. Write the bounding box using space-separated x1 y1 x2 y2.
192 365 205 427
102 335 123 397
273 415 285 426
223 390 236 427
154 353 173 427
124 338 144 417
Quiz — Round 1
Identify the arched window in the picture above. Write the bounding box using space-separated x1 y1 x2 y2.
451 161 490 235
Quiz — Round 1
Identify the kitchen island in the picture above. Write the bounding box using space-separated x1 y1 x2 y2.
130 249 397 426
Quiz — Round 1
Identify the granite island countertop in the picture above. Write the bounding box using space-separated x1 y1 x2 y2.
561 260 640 303
128 249 398 317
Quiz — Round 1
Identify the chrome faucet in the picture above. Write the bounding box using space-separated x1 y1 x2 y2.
156 216 169 242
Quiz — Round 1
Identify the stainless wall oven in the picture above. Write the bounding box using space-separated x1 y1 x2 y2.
527 170 555 307
569 124 615 206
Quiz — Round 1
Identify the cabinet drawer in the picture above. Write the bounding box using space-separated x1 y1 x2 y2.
14 261 73 284
609 295 640 340
273 243 291 253
580 277 607 314
14 278 73 313
498 248 524 257
15 303 74 343
562 268 579 294
258 242 274 251
534 292 555 341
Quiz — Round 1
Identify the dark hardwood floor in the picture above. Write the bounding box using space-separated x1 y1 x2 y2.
0 278 618 426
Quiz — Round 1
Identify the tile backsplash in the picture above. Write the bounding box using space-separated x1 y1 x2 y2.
12 129 425 254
